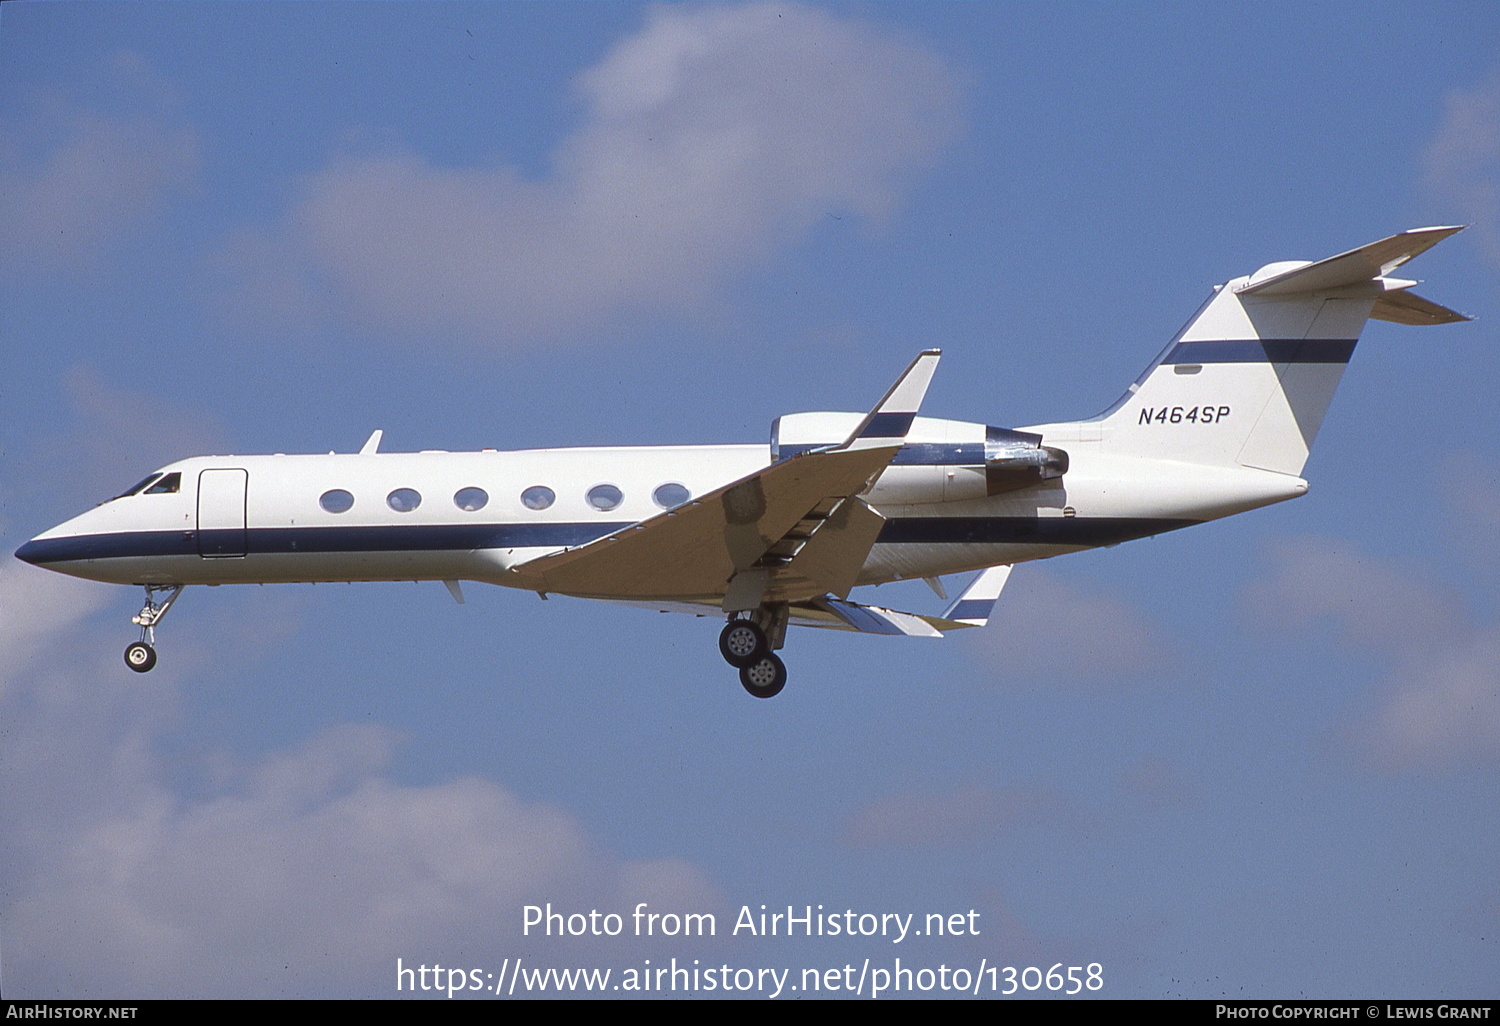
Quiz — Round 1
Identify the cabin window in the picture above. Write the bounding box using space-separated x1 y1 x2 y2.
319 489 355 514
387 488 422 513
454 487 488 512
143 472 181 495
586 484 623 511
652 482 691 509
521 485 555 511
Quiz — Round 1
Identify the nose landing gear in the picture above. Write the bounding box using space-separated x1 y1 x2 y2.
124 640 157 672
125 584 183 673
719 604 790 698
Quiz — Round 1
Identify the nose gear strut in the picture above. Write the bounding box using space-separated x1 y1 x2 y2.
124 584 183 673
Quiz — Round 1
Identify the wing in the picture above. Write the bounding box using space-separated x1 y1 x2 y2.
506 351 941 607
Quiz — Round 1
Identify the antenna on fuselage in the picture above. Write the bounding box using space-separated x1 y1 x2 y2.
359 429 383 455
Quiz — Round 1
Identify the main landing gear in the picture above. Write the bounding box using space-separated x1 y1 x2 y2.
718 606 790 698
125 584 183 673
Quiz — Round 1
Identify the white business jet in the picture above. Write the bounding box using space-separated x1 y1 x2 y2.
15 227 1467 697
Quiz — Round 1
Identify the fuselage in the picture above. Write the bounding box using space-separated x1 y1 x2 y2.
13 227 1461 694
15 414 1308 597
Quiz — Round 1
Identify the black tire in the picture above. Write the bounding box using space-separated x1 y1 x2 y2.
124 641 157 673
739 653 787 698
718 620 767 668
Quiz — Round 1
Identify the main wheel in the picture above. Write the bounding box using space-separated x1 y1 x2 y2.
738 653 787 698
124 641 157 673
719 620 767 668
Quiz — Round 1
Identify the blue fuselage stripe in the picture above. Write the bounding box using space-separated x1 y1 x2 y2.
1163 338 1357 364
875 516 1198 545
16 516 1201 567
15 522 632 564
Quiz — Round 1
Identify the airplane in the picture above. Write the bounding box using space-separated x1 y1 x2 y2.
14 227 1468 698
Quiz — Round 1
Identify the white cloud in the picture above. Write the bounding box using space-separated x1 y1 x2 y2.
6 721 722 997
966 569 1171 684
2 397 723 998
1368 629 1500 760
1423 67 1500 268
1118 754 1195 809
222 2 960 341
1443 451 1500 566
2 620 724 997
0 54 197 269
0 562 112 697
1244 538 1467 655
18 366 230 515
845 781 1064 848
1246 536 1500 766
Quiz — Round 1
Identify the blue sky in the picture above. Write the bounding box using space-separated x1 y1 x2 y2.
2 1 1497 999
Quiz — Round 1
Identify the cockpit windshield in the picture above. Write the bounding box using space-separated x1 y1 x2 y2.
109 471 181 501
112 474 162 501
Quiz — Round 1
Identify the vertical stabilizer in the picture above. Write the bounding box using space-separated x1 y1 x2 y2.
1099 227 1466 476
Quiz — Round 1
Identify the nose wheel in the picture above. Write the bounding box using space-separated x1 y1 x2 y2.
124 641 157 673
125 584 183 673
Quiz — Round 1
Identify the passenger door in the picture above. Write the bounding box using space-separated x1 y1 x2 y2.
197 468 248 557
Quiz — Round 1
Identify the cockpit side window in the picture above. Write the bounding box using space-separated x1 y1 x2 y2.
113 474 162 500
143 472 181 495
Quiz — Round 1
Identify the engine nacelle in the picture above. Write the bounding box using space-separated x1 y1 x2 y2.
984 437 1069 495
770 413 1067 506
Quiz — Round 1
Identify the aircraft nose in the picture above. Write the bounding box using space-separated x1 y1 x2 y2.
14 538 46 565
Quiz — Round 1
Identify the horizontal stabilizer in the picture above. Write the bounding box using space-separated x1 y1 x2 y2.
600 595 977 636
1370 288 1471 325
820 597 946 637
793 584 1011 637
1236 226 1464 297
941 564 1012 626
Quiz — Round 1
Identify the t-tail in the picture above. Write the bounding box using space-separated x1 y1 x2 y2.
1097 226 1468 475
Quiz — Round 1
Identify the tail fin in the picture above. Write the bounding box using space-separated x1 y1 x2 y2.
1101 227 1467 475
